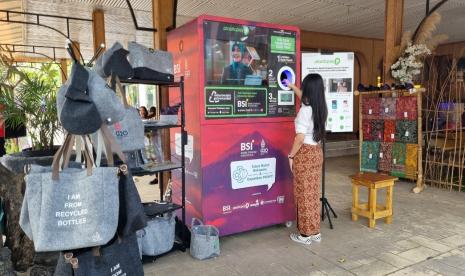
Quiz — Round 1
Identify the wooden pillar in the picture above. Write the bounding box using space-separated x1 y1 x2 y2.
92 9 106 55
152 0 175 193
152 0 174 50
384 0 404 84
60 59 68 84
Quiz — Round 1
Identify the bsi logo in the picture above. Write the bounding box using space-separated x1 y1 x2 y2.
240 140 254 151
222 205 231 213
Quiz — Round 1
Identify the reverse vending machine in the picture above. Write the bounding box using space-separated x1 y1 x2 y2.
168 15 300 235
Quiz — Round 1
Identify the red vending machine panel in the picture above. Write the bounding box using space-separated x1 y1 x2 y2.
168 15 300 236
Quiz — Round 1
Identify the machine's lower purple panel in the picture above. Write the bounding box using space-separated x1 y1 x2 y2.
200 123 295 236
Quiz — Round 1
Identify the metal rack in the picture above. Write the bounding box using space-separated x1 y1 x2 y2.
120 76 187 251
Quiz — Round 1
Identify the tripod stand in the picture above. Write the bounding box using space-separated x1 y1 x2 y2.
321 138 337 229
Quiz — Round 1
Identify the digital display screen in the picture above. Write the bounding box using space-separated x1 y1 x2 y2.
203 20 297 119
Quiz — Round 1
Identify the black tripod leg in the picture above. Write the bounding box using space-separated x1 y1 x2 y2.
321 198 326 221
326 200 338 218
323 201 334 229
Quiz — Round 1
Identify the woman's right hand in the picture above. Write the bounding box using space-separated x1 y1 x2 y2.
286 80 302 100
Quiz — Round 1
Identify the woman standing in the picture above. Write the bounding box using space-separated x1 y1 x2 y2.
286 74 328 245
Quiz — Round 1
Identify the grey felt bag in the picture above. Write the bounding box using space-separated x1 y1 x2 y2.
128 41 174 82
109 77 144 152
94 42 134 80
92 76 145 169
58 63 103 135
110 108 144 151
138 212 175 256
19 134 121 252
54 233 143 276
57 68 125 127
190 218 220 260
116 169 146 237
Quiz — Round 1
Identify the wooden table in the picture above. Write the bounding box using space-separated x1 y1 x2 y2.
349 172 398 228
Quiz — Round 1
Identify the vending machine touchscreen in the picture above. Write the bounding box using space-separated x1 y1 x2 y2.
203 20 297 119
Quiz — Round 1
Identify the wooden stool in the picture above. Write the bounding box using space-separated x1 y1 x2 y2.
349 172 398 228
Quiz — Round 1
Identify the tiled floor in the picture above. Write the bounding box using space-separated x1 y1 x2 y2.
142 155 465 276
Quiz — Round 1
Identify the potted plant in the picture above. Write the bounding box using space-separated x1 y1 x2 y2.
0 50 63 272
0 51 62 173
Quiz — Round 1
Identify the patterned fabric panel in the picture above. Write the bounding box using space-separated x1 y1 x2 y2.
361 141 380 173
384 120 396 142
371 120 384 141
395 120 418 143
405 144 418 179
361 97 381 119
380 98 396 119
378 142 393 173
396 96 417 120
391 143 406 177
362 119 374 141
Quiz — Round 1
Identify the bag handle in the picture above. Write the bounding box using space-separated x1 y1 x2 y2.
100 123 127 164
75 136 82 163
94 128 113 166
52 134 93 180
191 217 204 228
93 123 127 167
62 135 76 169
51 133 73 179
113 74 129 108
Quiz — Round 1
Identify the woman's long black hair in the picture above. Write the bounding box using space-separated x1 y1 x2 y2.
301 73 328 143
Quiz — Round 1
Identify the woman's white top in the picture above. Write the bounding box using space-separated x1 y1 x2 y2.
295 104 318 145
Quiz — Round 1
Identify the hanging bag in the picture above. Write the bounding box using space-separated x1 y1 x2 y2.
57 68 126 129
138 212 176 256
19 134 122 252
128 41 174 82
54 233 143 276
89 123 147 238
58 62 103 135
110 75 145 152
92 75 145 170
94 42 134 80
189 218 220 260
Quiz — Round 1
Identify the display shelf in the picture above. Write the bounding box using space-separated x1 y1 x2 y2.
358 88 424 193
124 76 187 251
130 162 182 175
120 78 181 87
143 202 182 217
144 124 181 131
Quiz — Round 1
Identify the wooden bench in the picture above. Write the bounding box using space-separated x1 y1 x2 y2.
349 172 398 228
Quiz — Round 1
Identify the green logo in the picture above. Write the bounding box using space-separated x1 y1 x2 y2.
222 25 245 33
315 57 342 65
340 115 344 120
328 117 333 122
340 125 344 129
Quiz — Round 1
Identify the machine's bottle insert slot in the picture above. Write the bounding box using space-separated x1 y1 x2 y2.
277 66 295 90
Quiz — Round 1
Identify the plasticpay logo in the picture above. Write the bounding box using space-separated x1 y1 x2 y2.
315 57 341 65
